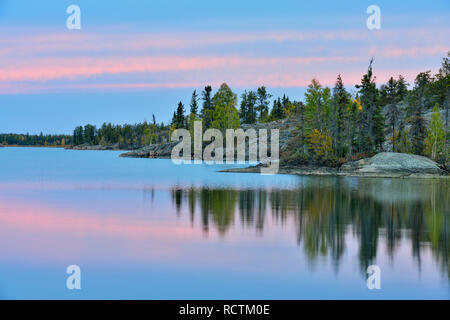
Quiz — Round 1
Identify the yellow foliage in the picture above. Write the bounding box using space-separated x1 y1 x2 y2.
353 99 363 111
306 129 333 159
284 102 297 119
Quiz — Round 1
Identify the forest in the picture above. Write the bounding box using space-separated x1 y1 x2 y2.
0 132 72 147
3 53 448 167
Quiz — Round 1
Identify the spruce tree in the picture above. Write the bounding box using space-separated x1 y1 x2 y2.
410 72 430 155
190 90 199 116
355 59 384 152
383 77 400 151
201 86 213 128
239 91 249 123
331 75 350 157
174 102 186 129
255 86 272 122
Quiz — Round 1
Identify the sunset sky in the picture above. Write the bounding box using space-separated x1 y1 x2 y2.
0 0 449 134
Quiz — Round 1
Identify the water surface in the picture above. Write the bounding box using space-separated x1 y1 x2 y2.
0 147 448 299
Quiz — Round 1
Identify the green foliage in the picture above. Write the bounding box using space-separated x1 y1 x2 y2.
305 78 331 133
0 133 72 146
269 97 286 121
211 83 240 130
425 104 446 161
409 72 430 155
72 121 169 147
189 90 199 116
331 75 350 157
10 50 443 166
255 86 272 122
201 86 214 128
356 59 385 152
239 90 257 124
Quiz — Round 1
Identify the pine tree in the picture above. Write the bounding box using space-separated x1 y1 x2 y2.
239 91 257 124
410 72 429 155
255 86 272 122
344 98 359 158
239 91 249 123
356 59 384 152
172 102 186 129
201 86 214 128
270 97 285 120
331 75 350 157
190 90 199 116
396 75 409 102
187 90 201 131
382 77 401 151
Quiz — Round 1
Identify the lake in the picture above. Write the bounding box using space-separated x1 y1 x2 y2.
0 147 448 299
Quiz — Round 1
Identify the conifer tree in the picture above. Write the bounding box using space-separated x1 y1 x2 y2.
356 59 384 152
410 72 430 155
382 77 401 151
190 90 199 116
201 86 214 128
331 75 350 157
255 86 272 122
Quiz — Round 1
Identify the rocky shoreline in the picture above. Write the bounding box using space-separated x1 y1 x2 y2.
221 153 448 178
66 143 136 151
119 142 178 158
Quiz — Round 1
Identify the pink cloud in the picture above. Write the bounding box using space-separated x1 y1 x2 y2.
0 27 447 94
0 55 367 82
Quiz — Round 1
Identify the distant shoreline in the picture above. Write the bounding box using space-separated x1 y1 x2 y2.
2 146 447 179
0 145 67 148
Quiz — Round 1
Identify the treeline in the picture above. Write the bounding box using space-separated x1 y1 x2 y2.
0 133 72 147
72 116 170 147
70 52 449 167
283 54 449 166
170 84 301 131
168 53 449 166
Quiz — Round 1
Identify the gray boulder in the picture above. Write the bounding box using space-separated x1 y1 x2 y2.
341 152 443 175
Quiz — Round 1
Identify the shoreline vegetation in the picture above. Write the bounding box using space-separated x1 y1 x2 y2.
2 53 449 178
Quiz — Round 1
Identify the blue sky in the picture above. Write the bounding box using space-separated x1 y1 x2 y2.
0 0 449 134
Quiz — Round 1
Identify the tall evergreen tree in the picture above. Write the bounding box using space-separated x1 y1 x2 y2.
201 85 214 128
382 77 401 151
239 91 257 124
410 72 430 155
356 59 384 152
172 101 186 129
239 91 249 123
270 97 285 120
255 86 272 122
396 75 409 102
190 90 199 116
331 75 350 157
344 98 359 158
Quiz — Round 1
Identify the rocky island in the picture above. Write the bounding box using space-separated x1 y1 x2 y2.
221 152 447 178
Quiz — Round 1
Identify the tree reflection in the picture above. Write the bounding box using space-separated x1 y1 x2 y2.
170 178 449 278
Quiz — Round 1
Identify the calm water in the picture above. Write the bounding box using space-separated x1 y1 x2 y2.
0 147 448 299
